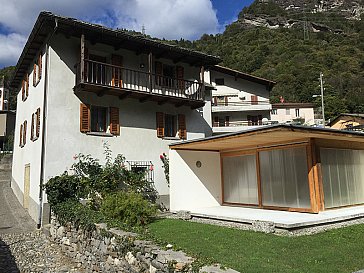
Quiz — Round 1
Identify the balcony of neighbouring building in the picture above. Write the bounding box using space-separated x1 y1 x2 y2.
212 99 272 113
212 119 278 134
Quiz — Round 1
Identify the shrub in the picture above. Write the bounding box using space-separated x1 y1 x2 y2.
101 191 158 227
44 173 86 206
160 153 169 187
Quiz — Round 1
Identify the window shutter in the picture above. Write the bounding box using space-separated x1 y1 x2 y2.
23 121 27 145
38 54 42 80
26 74 29 98
111 55 123 88
36 108 41 138
176 66 185 90
20 124 23 146
251 95 258 105
178 114 187 140
156 112 164 138
109 107 120 135
31 113 34 140
33 64 37 87
224 96 228 106
80 103 90 133
155 61 163 86
213 97 217 106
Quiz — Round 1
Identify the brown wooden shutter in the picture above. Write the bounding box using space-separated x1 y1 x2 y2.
31 113 34 140
21 80 25 101
38 54 42 80
20 124 23 146
178 114 187 140
33 64 37 86
155 61 163 86
251 95 258 105
36 108 41 138
111 55 123 88
224 96 228 106
156 112 164 138
80 103 90 133
176 66 185 90
109 107 120 135
26 74 29 98
23 121 27 145
213 97 217 106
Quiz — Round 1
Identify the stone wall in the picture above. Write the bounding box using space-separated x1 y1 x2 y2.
47 216 197 273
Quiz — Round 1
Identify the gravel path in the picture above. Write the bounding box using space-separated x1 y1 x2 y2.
0 231 83 273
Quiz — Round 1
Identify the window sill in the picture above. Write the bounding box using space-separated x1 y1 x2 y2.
86 132 114 137
163 137 181 141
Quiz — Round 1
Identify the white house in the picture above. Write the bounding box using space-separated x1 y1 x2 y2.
0 78 9 111
206 65 276 134
271 102 315 125
9 12 220 226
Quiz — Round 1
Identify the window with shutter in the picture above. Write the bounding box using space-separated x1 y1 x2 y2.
33 64 37 87
109 107 120 135
156 112 164 138
20 124 23 147
80 103 90 133
176 66 184 90
26 74 29 98
36 108 41 138
38 54 42 81
21 80 25 101
31 113 34 140
178 114 187 140
111 55 123 88
23 121 27 146
155 61 163 86
251 95 258 105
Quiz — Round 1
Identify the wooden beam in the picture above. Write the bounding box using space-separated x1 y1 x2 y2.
307 140 319 213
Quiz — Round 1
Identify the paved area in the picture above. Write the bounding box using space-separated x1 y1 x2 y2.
189 204 364 229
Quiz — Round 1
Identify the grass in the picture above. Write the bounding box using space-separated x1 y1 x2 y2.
147 219 364 273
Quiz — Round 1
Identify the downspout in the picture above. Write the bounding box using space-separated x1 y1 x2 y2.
37 18 58 229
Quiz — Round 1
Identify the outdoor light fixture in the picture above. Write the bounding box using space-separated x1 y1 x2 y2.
196 161 202 168
140 63 145 68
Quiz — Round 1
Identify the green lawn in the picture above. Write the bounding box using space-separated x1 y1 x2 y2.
147 219 364 273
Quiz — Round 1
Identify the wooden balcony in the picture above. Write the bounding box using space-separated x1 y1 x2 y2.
74 59 205 108
212 100 272 113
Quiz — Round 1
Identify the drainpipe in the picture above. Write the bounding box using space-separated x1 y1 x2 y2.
37 18 58 229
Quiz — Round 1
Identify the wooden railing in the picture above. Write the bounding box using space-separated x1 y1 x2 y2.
76 59 204 101
213 120 278 127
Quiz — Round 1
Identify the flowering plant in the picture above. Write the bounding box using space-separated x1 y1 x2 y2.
160 153 169 187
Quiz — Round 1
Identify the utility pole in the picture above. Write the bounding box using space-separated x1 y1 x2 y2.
320 72 325 127
142 25 146 35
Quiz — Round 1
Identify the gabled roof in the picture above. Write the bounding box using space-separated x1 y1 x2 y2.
209 65 276 89
169 124 364 152
10 11 222 90
329 113 364 126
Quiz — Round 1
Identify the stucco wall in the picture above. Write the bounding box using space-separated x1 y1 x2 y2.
11 45 46 222
169 149 221 211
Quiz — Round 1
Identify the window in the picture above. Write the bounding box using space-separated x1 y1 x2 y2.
286 108 290 115
155 62 184 88
21 74 29 101
215 78 224 85
33 53 42 86
156 112 186 139
251 95 258 105
19 121 27 147
247 115 262 126
295 108 300 117
79 103 120 135
31 108 41 141
271 109 277 115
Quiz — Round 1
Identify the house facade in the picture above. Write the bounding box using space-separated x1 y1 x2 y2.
10 12 220 225
271 103 315 125
206 65 275 134
329 113 364 132
0 80 9 111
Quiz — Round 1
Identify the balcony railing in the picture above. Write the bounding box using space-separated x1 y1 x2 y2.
213 120 278 127
212 100 271 107
75 59 204 102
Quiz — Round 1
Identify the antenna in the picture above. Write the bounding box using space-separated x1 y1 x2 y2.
142 25 146 35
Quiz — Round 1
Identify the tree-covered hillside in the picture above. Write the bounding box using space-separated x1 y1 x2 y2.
171 0 364 118
0 66 16 110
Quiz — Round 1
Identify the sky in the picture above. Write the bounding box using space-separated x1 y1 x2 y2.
0 0 254 68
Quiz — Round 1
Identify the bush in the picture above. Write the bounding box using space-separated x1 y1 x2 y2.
101 191 158 227
44 173 86 206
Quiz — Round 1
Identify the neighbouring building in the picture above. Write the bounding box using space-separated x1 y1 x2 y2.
206 65 276 134
271 102 315 125
169 125 364 215
0 78 9 111
329 113 364 132
9 12 220 225
0 111 15 150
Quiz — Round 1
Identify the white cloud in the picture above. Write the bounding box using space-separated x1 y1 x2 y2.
0 0 219 67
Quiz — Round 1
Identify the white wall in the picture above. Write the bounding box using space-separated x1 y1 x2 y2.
12 45 46 222
170 149 221 211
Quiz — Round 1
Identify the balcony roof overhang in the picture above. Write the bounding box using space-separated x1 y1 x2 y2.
10 11 222 90
169 124 364 152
